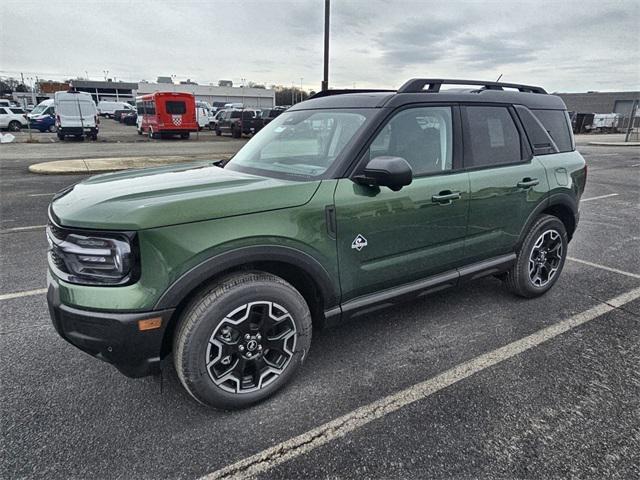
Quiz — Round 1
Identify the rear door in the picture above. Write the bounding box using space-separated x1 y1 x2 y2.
0 108 8 128
334 105 470 302
462 105 548 262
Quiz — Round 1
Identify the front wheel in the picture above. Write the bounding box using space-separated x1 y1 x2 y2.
48 124 57 133
504 214 568 298
174 272 312 409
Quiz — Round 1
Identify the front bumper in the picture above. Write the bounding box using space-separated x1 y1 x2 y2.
47 277 174 378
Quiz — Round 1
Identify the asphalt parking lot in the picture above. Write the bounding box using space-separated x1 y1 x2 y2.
1 138 639 479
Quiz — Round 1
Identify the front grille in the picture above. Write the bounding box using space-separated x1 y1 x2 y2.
48 222 66 241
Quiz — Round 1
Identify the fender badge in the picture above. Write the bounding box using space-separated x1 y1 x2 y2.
351 234 368 251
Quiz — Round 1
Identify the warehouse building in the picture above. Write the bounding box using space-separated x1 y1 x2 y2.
135 82 275 109
557 91 639 116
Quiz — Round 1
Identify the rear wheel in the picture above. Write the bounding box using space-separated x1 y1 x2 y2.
8 121 21 132
215 128 221 136
57 131 64 141
180 132 190 139
174 271 312 409
504 214 568 298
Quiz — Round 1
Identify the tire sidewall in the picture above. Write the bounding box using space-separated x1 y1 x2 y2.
517 216 568 296
176 277 312 409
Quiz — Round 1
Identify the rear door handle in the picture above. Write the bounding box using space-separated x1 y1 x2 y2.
517 178 540 189
432 190 461 204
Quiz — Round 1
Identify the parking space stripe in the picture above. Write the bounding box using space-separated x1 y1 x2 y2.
0 288 47 301
0 225 46 234
580 193 619 202
567 257 640 279
201 286 640 480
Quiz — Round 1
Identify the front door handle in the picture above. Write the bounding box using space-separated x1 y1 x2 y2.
517 178 540 189
432 190 461 204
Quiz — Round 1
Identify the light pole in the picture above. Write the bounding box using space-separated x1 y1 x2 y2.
103 70 109 81
25 77 34 141
291 81 295 104
300 77 304 102
322 0 330 91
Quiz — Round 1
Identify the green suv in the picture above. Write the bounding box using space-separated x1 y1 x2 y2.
47 79 587 408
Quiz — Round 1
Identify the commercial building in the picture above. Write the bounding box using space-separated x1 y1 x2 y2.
557 91 639 116
135 82 275 109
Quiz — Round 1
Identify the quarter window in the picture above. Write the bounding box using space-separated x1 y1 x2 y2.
367 106 453 176
531 109 573 152
463 106 522 167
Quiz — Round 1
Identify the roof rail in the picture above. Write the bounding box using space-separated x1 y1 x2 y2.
398 79 547 94
309 89 395 99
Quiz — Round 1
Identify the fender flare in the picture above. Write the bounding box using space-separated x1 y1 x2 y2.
153 245 339 310
516 192 578 248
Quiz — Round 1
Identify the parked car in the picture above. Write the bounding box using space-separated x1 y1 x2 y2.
97 100 134 118
196 104 214 130
30 112 57 132
122 111 137 126
136 92 198 139
113 109 133 122
261 107 287 125
27 99 55 121
0 106 28 131
215 109 263 137
46 78 586 409
209 109 226 130
54 90 99 140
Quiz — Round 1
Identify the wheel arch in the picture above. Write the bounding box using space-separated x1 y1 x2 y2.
517 193 578 249
156 245 339 356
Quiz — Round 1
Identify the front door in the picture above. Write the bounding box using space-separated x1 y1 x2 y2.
334 106 470 302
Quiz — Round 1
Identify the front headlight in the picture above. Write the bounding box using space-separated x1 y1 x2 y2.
46 220 138 286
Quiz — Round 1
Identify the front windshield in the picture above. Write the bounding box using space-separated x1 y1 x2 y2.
226 109 371 179
31 104 48 115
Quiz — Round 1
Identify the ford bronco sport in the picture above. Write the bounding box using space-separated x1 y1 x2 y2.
47 79 586 409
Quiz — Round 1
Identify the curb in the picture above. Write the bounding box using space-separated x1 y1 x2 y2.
28 154 233 174
587 141 640 147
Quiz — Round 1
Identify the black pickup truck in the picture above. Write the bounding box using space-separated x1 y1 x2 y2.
215 109 263 138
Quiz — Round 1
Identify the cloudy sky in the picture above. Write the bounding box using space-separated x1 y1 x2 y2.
2 0 638 92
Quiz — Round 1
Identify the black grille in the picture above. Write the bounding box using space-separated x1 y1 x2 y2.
48 222 67 241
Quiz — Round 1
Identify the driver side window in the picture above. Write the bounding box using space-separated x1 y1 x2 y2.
368 106 453 176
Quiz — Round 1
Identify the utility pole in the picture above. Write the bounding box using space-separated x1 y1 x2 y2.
291 82 295 104
300 77 304 102
321 0 330 91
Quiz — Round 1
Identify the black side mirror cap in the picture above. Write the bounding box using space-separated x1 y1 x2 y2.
354 156 413 191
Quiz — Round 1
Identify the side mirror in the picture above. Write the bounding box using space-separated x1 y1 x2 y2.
355 156 413 191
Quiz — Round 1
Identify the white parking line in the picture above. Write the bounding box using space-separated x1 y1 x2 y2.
567 257 640 279
202 286 640 480
580 193 619 202
28 193 55 197
0 225 46 233
0 288 47 301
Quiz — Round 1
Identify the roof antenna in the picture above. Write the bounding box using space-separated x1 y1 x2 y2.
496 74 503 82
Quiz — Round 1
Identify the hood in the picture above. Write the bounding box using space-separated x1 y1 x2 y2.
51 162 321 230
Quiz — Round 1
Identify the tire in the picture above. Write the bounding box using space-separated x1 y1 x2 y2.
504 214 568 298
148 127 156 139
90 132 98 141
8 121 21 132
174 271 312 409
181 132 190 139
57 132 64 141
137 127 143 135
215 128 221 136
48 124 57 133
233 126 242 138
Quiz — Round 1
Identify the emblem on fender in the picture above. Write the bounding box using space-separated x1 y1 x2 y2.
351 234 368 251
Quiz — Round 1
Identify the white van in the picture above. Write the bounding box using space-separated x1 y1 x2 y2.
97 100 134 118
54 90 99 140
27 99 55 120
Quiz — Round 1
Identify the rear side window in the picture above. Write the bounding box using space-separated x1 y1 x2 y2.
166 101 186 115
463 106 522 167
230 112 241 119
10 108 25 114
531 109 573 152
